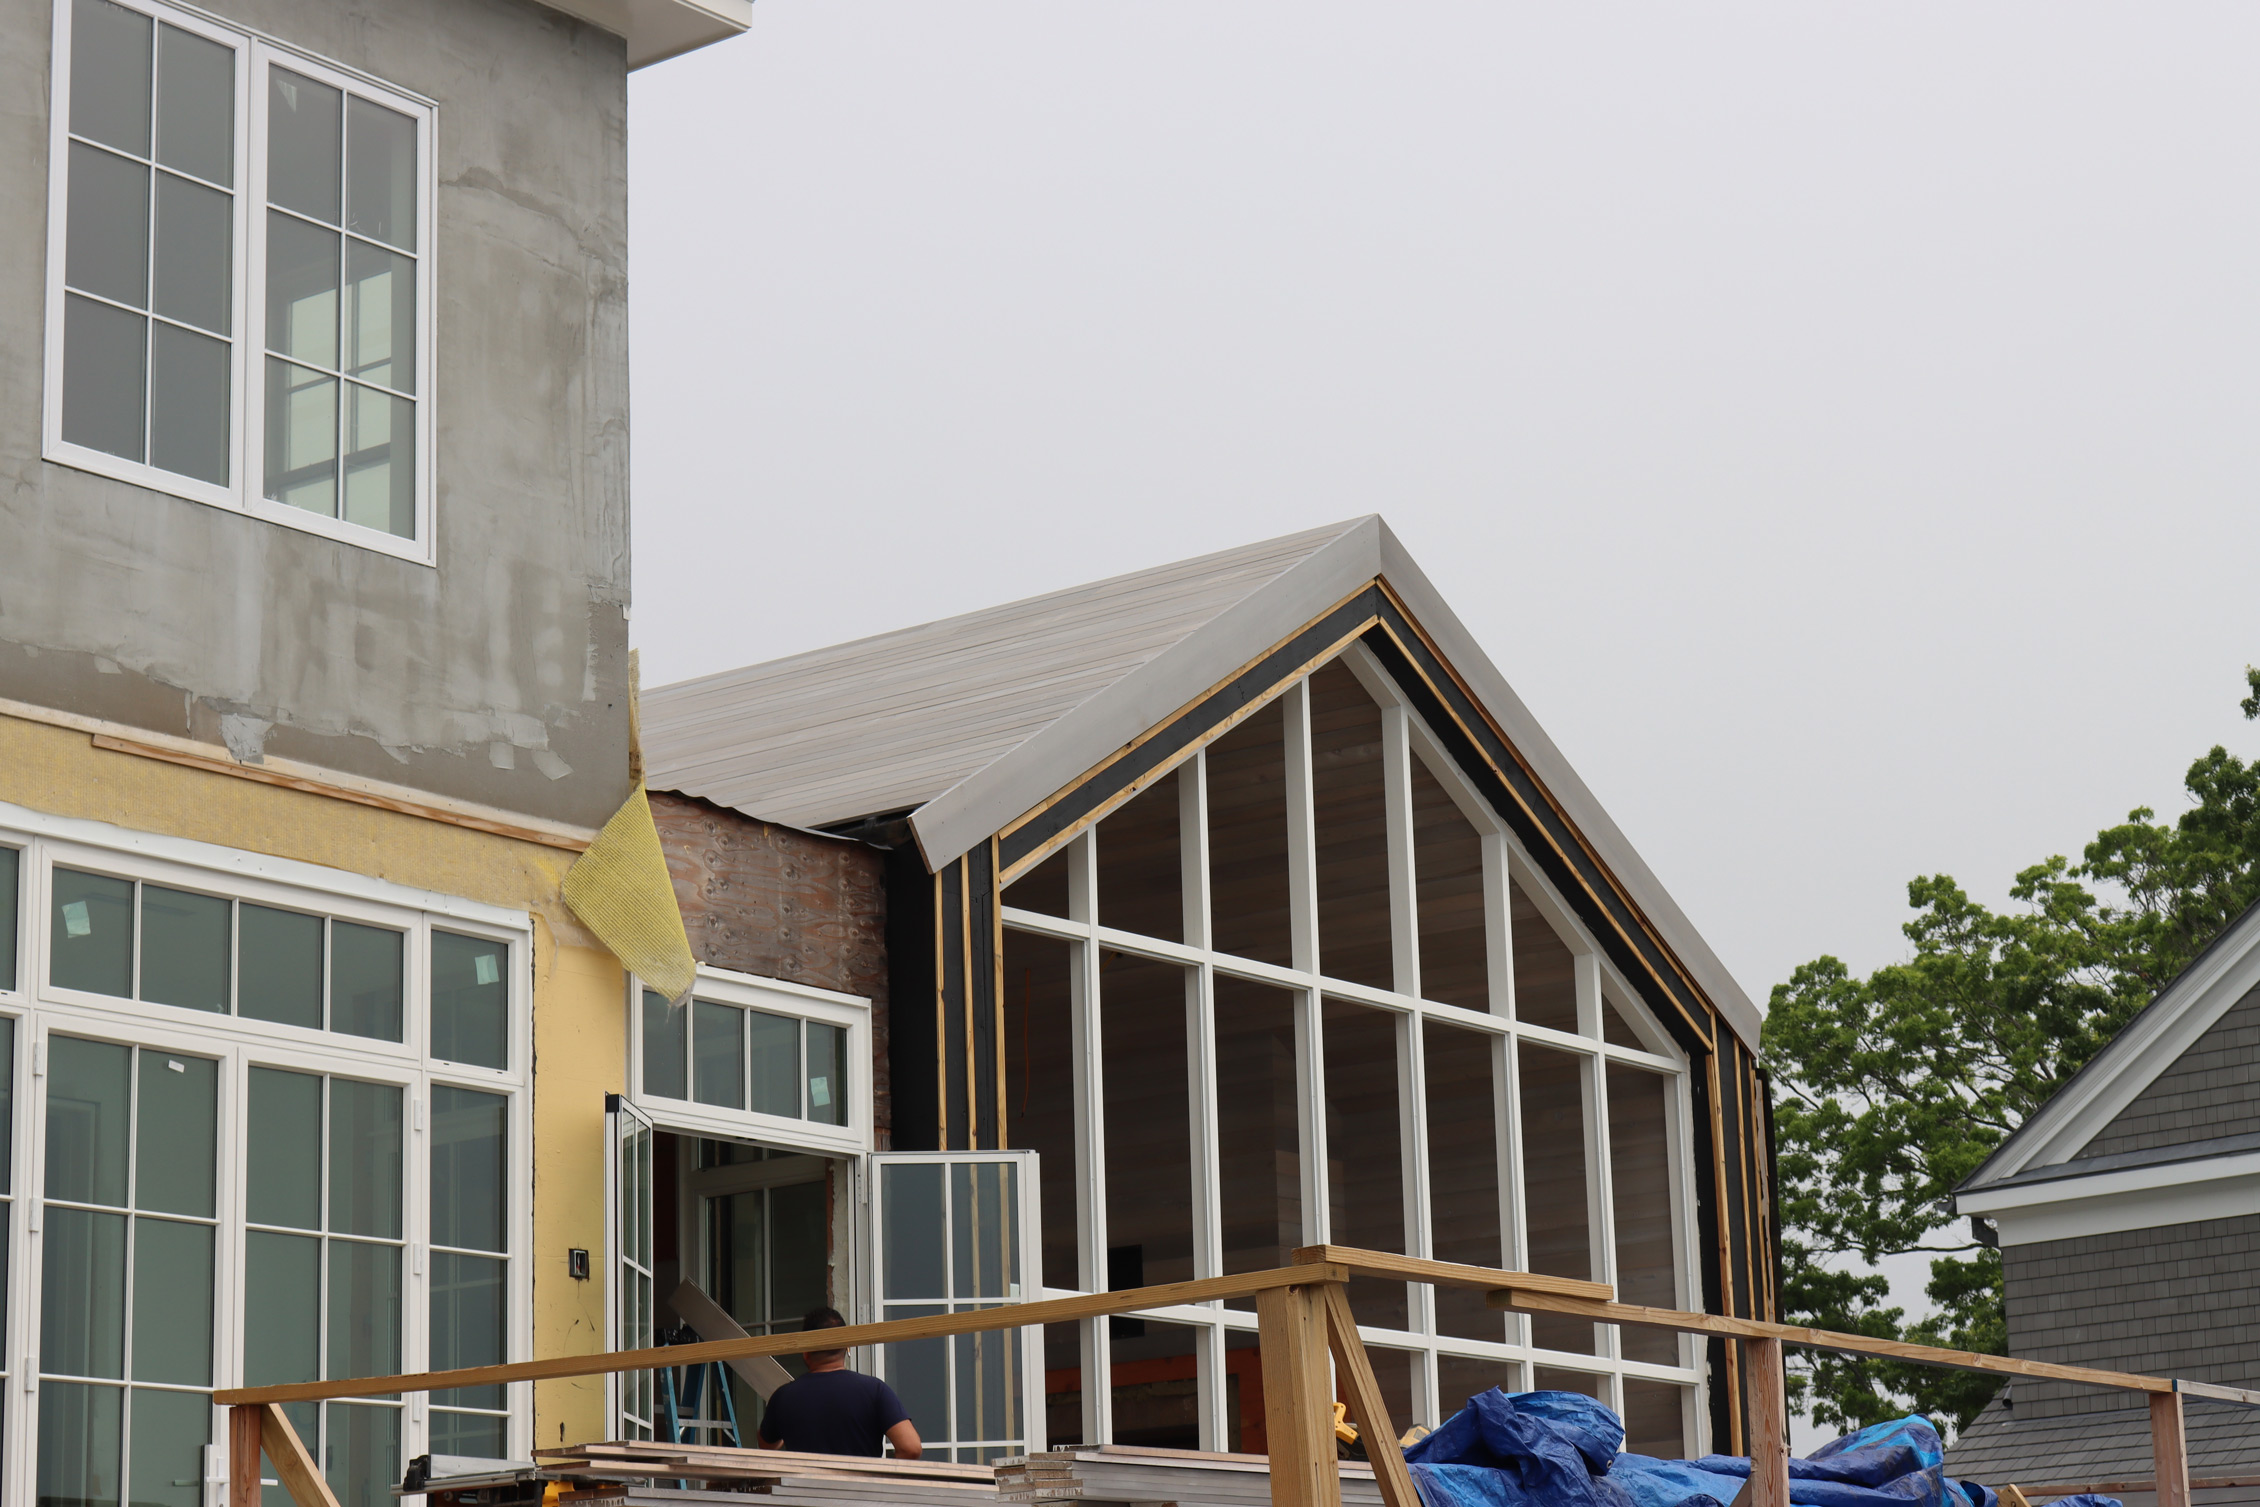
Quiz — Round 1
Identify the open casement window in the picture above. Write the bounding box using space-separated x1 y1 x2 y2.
44 0 435 562
867 1152 1044 1463
608 1093 658 1441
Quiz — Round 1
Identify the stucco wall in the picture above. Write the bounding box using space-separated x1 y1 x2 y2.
0 0 634 829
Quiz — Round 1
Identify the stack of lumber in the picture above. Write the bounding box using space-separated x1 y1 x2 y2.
995 1444 1386 1507
533 1441 999 1505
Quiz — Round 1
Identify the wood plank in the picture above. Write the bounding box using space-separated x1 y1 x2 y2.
1321 1283 1421 1507
261 1403 342 1507
1743 1337 1789 1507
1257 1283 1341 1507
2018 1478 2260 1498
229 1405 263 1507
218 1262 1350 1406
1997 1486 2033 1507
1490 1290 2178 1395
1291 1244 1614 1302
669 1280 795 1399
2152 1391 2190 1507
2173 1378 2260 1408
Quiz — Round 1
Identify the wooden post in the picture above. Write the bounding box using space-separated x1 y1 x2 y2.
1319 1284 1421 1507
1257 1282 1342 1507
1741 1336 1789 1507
260 1403 343 1507
2151 1391 2190 1507
229 1404 264 1507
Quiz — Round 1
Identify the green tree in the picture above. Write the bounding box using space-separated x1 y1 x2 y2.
1762 671 2260 1437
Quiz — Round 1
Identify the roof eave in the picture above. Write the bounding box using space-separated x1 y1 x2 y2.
536 0 752 68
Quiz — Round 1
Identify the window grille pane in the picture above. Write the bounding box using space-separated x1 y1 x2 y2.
267 68 341 224
642 990 687 1099
1096 769 1182 943
138 885 228 1013
1100 957 1193 1295
148 321 230 485
342 233 413 390
128 1385 212 1507
70 0 152 155
326 1240 402 1378
1621 1378 1687 1459
950 1161 1018 1300
1602 989 1646 1049
1423 1019 1504 1342
1322 998 1405 1328
0 1015 12 1197
771 1178 828 1319
808 1022 847 1126
46 1036 132 1207
264 356 337 515
1310 662 1394 989
1434 1355 1524 1420
1001 847 1068 918
429 1251 505 1409
693 1001 745 1110
41 1208 127 1378
882 1163 945 1299
1519 1044 1597 1355
323 1400 401 1507
243 1231 319 1382
1510 880 1579 1032
67 141 151 308
266 210 339 368
432 931 507 1068
430 1408 506 1458
135 1052 217 1217
341 381 414 537
247 1068 322 1229
346 97 416 251
262 1403 316 1507
1411 758 1489 1011
1214 973 1300 1304
328 1080 403 1239
1003 929 1077 1285
431 1086 505 1253
152 172 231 333
746 1010 797 1117
0 846 18 992
38 1379 123 1507
129 1217 214 1384
1206 702 1292 967
330 922 403 1042
154 24 233 185
239 906 322 1028
1608 1064 1680 1365
62 294 149 464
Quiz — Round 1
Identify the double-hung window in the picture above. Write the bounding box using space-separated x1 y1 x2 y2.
45 0 435 561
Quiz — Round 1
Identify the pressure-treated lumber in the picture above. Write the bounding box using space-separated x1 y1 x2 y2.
1291 1245 1614 1303
1321 1284 1422 1507
218 1261 1349 1405
260 1403 342 1507
2151 1392 2190 1507
1257 1284 1341 1507
229 1405 263 1507
1742 1338 1789 1507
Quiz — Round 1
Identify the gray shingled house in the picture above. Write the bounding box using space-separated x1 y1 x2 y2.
1947 901 2260 1505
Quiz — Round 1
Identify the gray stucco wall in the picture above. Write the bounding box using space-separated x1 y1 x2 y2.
0 0 633 828
2082 986 2260 1159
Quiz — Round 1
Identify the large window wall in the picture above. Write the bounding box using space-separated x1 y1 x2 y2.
1002 646 1702 1458
0 801 531 1507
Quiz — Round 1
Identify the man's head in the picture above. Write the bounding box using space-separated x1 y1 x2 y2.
800 1305 849 1369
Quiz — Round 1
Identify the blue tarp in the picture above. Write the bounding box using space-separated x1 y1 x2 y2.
1399 1390 2119 1507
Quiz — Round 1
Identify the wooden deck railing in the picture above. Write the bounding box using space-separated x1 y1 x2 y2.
215 1246 2256 1507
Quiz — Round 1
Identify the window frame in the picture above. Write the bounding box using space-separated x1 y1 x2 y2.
41 0 440 566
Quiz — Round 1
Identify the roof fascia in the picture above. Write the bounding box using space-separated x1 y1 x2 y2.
535 0 751 68
1959 902 2260 1190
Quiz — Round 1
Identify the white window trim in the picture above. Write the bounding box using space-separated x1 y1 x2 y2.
626 963 876 1158
41 0 440 566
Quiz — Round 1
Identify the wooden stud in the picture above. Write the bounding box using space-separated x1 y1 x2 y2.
1290 1244 1613 1302
1742 1336 1789 1507
1256 1283 1341 1507
260 1403 342 1507
1321 1284 1421 1507
229 1404 264 1507
1997 1486 2034 1507
2151 1390 2190 1507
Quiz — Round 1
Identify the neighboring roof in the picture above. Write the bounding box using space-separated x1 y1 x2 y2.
1947 1390 2260 1495
643 515 1763 1048
539 0 750 68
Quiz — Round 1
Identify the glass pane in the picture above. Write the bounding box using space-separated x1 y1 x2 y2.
267 69 341 224
954 1322 1020 1450
327 1240 402 1377
138 885 228 1013
431 1086 505 1253
747 1010 797 1117
1622 1378 1687 1459
47 1035 131 1207
641 990 686 1099
130 1217 214 1383
53 870 134 1000
0 846 17 990
71 0 153 153
341 381 414 538
38 1379 123 1507
1519 1044 1596 1355
1310 662 1394 989
1425 1019 1507 1342
1609 1064 1680 1365
243 1231 319 1383
346 97 416 250
1208 701 1293 967
68 141 151 308
62 294 149 463
263 357 336 515
1096 769 1183 942
1511 881 1579 1032
152 170 230 333
155 24 233 185
266 210 338 367
41 1207 127 1378
323 1400 401 1507
0 1014 13 1196
430 1409 506 1458
951 1161 1018 1300
1108 1318 1197 1450
136 1051 217 1216
246 1068 321 1229
431 931 507 1069
1412 758 1490 1011
148 321 230 486
1003 929 1077 1285
1214 974 1301 1302
330 923 403 1041
261 1403 317 1507
1323 998 1405 1328
808 1022 847 1127
129 1386 211 1507
1101 956 1194 1295
429 1251 505 1409
239 906 322 1028
882 1162 945 1299
1002 847 1068 918
1603 990 1647 1050
329 1079 403 1239
880 1303 946 1449
693 1001 744 1109
772 1178 829 1320
1435 1355 1525 1424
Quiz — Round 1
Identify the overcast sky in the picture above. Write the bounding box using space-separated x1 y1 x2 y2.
626 1 2260 1028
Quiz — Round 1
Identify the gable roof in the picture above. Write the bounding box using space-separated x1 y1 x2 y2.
642 515 1763 1048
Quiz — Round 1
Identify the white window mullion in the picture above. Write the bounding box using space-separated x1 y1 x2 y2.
1497 1030 1527 1350
1585 1046 1616 1361
1282 684 1319 978
1382 704 1419 1001
1064 834 1112 1444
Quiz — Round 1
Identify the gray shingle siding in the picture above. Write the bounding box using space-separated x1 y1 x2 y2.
2083 985 2260 1159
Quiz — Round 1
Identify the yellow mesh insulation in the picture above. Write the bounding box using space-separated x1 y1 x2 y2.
561 782 697 1001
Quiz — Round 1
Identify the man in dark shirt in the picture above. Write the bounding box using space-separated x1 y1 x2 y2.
756 1306 923 1459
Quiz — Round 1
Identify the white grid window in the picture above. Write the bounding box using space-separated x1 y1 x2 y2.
43 0 436 563
1001 643 1707 1458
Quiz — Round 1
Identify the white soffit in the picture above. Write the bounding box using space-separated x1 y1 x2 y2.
539 0 751 68
1959 1152 2260 1246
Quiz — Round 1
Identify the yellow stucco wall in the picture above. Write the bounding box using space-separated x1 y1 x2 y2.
0 711 624 1448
